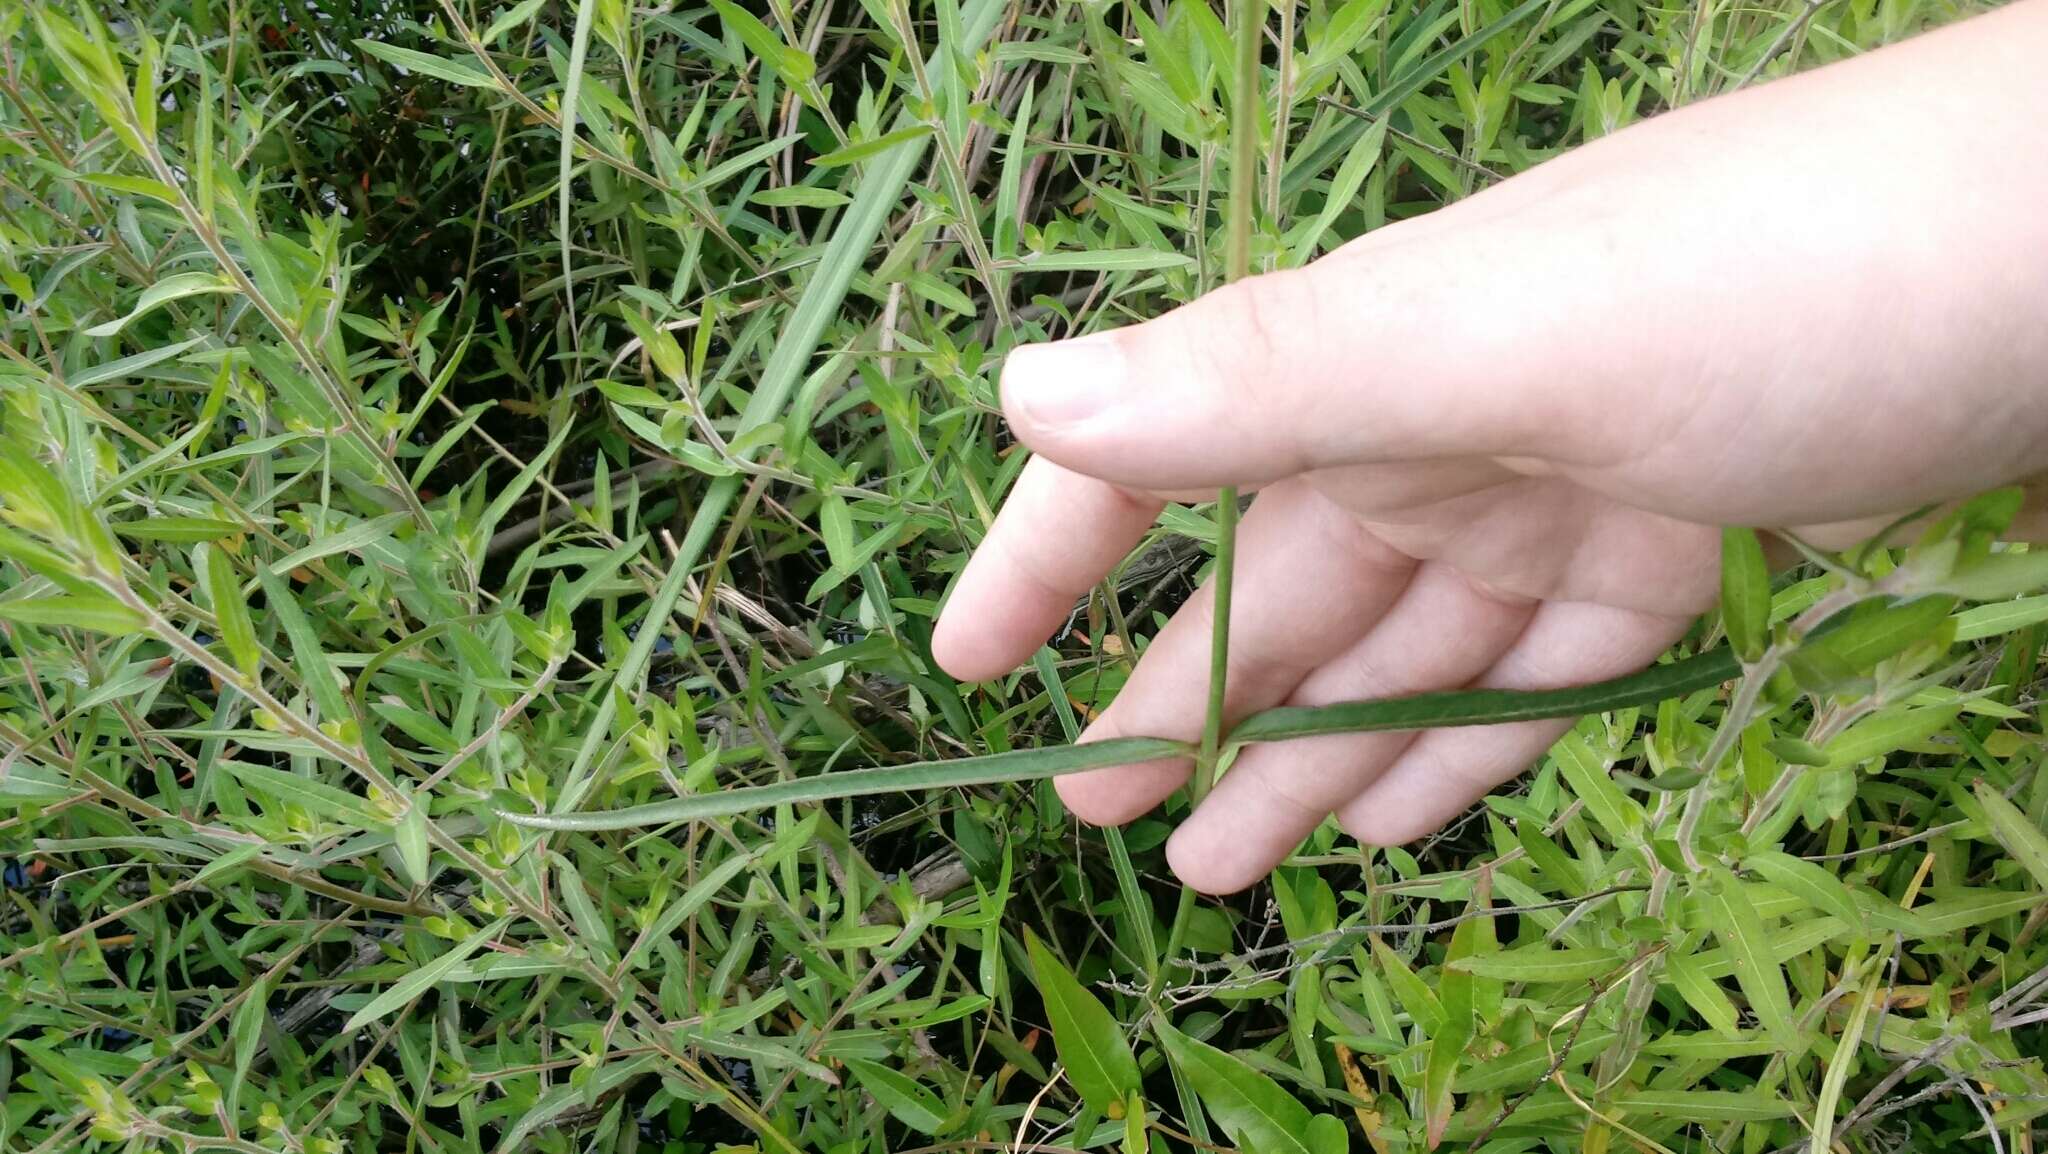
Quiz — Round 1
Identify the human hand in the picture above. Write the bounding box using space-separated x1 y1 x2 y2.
931 0 2048 894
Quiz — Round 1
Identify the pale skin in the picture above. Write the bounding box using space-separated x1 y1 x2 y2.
931 0 2048 895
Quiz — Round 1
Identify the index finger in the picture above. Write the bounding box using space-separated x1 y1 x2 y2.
931 457 1162 683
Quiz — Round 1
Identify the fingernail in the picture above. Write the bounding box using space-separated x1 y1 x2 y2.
1004 333 1125 428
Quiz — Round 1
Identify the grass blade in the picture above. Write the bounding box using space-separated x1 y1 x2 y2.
558 0 599 341
516 650 1745 830
1231 647 1738 742
506 737 1189 830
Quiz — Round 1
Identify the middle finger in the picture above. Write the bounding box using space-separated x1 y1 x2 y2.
1056 481 1420 825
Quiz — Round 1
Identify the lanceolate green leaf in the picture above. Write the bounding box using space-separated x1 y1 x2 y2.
343 916 514 1032
221 761 380 826
1550 730 1644 841
1447 944 1626 983
557 0 598 344
1952 593 2048 641
1721 527 1772 662
1611 1090 1795 1121
845 1060 948 1134
806 124 934 168
1018 248 1197 272
628 855 749 966
1665 948 1741 1037
1023 929 1139 1114
83 272 234 337
1424 915 1483 1145
1783 595 1955 691
491 1058 657 1154
0 594 145 635
69 336 204 388
1155 1020 1314 1154
1974 780 2048 892
1702 866 1799 1049
1744 850 1863 928
1812 974 1880 1154
198 542 260 679
1908 888 2044 934
1820 703 1962 768
355 39 495 87
1939 549 2048 601
1365 937 1439 1032
394 801 430 889
1281 0 1554 198
256 567 349 726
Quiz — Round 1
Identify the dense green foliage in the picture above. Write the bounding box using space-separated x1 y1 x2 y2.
2 0 2046 1151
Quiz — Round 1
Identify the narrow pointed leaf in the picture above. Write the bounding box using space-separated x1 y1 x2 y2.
0 594 145 635
1975 781 2048 892
344 916 513 1032
846 1060 947 1134
1665 948 1741 1037
1721 527 1772 662
1447 944 1626 983
355 40 494 87
1155 1020 1314 1154
1023 929 1139 1113
1703 866 1798 1049
1232 647 1738 743
1744 850 1863 928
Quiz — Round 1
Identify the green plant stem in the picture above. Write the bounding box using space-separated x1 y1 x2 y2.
1192 492 1239 802
1159 0 1265 1002
1155 885 1200 994
1225 0 1261 282
1193 0 1263 797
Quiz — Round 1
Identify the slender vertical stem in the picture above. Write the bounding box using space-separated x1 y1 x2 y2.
1193 498 1239 801
1194 0 1264 801
1158 0 1264 1002
1226 0 1262 284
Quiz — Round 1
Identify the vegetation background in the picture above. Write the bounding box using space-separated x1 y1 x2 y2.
2 0 2046 1151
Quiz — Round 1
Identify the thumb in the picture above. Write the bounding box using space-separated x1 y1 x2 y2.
999 217 1585 493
